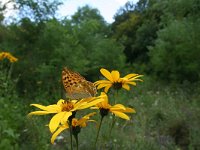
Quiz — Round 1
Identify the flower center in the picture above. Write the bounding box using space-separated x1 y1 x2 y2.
61 101 74 111
113 82 122 90
100 108 109 117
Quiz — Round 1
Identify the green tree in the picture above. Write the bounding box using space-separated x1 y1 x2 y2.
16 0 62 22
112 0 163 68
3 5 126 100
149 0 200 82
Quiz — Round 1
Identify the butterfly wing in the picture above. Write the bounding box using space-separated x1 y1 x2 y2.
62 67 96 99
81 80 97 97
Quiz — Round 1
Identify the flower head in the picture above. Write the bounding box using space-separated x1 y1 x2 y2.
95 68 143 93
0 52 18 63
91 92 136 120
50 112 96 144
28 97 103 133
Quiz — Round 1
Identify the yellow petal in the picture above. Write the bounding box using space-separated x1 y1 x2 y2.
129 75 143 81
126 81 136 86
97 83 112 89
104 84 112 93
123 73 139 79
100 92 109 104
80 122 87 127
57 99 66 106
90 106 99 109
122 84 130 90
60 112 72 124
111 70 120 82
83 112 97 118
94 80 111 86
77 98 104 110
102 101 110 109
71 100 78 103
100 68 113 82
123 108 136 113
77 118 87 126
46 105 61 112
28 111 51 116
129 78 143 82
49 112 66 133
112 111 130 120
74 100 88 109
88 120 97 123
30 104 48 111
81 97 98 103
112 104 126 110
51 125 68 144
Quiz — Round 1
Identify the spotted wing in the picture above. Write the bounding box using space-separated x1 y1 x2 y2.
62 67 96 99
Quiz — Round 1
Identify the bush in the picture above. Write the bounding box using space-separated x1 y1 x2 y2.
149 19 200 82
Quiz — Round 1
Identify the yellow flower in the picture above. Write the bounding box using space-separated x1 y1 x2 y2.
28 97 103 133
71 112 96 128
0 52 18 63
95 68 143 93
91 93 136 120
50 112 96 144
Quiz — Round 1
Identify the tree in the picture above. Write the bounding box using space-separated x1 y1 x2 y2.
149 0 200 82
112 0 163 67
15 0 62 22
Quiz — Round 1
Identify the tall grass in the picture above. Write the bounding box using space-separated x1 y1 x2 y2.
1 74 200 150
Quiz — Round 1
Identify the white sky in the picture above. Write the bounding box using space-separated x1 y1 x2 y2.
1 0 139 23
58 0 139 23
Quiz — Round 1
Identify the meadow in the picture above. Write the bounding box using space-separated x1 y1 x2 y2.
0 0 200 149
1 67 199 149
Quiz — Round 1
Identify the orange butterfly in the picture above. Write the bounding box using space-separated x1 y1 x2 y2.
62 67 97 99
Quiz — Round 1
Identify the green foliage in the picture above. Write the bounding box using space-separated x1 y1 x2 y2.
149 19 200 82
2 6 125 100
125 78 200 150
149 0 200 82
112 0 200 82
0 0 200 149
0 63 21 149
112 0 162 67
16 0 62 22
72 5 105 25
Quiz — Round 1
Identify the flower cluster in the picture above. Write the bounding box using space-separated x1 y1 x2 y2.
50 112 96 144
0 52 18 63
95 68 143 92
28 68 143 149
91 92 135 120
28 98 103 133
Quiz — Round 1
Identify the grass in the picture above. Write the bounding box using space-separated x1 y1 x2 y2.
1 75 200 150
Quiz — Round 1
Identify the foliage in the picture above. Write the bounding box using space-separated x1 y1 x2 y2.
112 0 200 82
149 0 200 82
112 0 162 65
0 61 21 149
0 0 200 149
149 19 200 82
0 6 125 100
15 0 63 22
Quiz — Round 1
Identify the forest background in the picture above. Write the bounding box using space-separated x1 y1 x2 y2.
0 0 200 149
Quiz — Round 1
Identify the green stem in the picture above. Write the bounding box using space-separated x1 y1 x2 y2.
109 115 116 138
112 89 119 105
69 123 73 150
114 90 119 104
74 134 79 150
109 90 118 137
95 116 104 146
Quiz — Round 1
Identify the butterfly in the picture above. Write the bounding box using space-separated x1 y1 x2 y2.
62 67 97 99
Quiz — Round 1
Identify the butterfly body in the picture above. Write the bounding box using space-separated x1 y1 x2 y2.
62 67 97 99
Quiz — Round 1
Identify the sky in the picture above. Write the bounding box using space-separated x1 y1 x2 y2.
2 0 139 23
58 0 139 23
